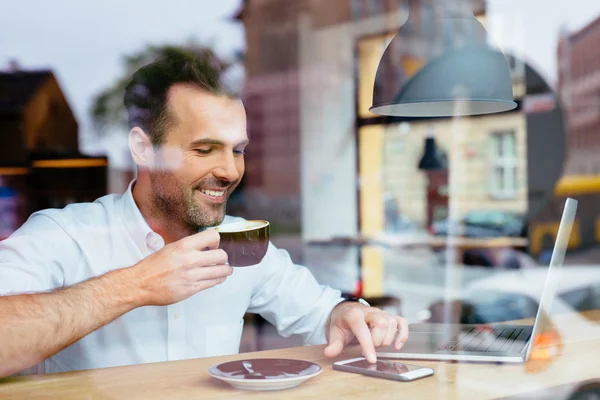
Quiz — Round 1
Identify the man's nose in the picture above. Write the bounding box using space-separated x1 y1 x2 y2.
213 153 240 182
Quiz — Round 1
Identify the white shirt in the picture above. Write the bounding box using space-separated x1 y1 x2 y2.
0 181 343 374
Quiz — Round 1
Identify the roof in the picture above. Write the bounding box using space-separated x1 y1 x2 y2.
0 70 52 115
568 14 600 44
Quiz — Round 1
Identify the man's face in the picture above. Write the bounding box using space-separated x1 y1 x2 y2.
148 84 247 229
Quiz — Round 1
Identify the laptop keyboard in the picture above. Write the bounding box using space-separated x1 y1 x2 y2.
437 326 525 353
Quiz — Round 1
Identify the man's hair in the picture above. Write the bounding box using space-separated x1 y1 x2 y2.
123 48 229 146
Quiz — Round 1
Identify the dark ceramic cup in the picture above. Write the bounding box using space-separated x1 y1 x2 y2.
216 220 270 267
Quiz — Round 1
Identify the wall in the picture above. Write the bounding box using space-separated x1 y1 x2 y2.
298 10 408 241
382 112 528 227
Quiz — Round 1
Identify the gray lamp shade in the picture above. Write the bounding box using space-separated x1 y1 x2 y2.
370 14 517 117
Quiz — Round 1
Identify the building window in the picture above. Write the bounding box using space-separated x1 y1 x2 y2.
489 131 518 198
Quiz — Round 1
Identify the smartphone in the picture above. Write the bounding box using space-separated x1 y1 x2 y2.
333 357 434 382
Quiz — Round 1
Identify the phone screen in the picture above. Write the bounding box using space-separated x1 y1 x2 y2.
344 359 423 375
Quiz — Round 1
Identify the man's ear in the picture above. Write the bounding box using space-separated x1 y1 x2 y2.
129 127 155 167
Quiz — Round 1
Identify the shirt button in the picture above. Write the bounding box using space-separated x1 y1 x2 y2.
146 234 163 250
173 313 181 320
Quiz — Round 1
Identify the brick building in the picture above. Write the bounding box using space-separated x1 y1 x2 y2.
558 16 600 175
234 0 374 229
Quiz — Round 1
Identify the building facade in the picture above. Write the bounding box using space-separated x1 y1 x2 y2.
558 16 600 175
235 0 458 231
378 112 528 229
234 0 488 234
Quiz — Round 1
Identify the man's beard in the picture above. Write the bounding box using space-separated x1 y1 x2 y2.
149 170 232 231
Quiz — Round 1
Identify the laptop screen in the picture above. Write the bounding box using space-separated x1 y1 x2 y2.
525 197 578 360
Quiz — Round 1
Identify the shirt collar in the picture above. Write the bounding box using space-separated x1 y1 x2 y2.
119 179 157 253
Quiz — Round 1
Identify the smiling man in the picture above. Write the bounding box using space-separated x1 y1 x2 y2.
0 52 408 377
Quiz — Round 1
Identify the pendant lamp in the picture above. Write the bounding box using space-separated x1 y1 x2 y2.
370 5 517 117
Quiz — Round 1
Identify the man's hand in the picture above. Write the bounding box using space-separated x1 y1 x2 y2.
129 229 233 306
324 301 408 363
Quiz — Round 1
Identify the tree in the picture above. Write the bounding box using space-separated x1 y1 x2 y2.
89 43 231 135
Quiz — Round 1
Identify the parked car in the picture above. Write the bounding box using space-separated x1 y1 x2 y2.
431 210 525 238
421 266 600 325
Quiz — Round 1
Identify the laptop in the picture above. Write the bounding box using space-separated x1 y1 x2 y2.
376 197 578 363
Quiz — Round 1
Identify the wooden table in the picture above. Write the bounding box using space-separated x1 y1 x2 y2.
1 311 599 400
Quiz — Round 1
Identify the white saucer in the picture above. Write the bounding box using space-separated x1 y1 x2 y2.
208 358 322 391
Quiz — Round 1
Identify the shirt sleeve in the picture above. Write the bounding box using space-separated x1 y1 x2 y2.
247 242 344 345
0 213 76 295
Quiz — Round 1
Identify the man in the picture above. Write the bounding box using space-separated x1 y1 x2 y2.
0 53 408 377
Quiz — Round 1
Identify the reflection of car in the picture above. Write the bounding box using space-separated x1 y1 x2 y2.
431 210 524 238
434 247 539 269
423 267 600 324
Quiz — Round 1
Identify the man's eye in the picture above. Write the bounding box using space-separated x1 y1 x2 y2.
234 149 246 156
195 149 211 155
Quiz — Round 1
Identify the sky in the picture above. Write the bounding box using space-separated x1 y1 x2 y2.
1 0 600 163
486 0 600 86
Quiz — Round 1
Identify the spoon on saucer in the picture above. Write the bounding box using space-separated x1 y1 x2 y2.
242 361 265 379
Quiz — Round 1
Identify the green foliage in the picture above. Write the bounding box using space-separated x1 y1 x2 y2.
90 43 230 134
